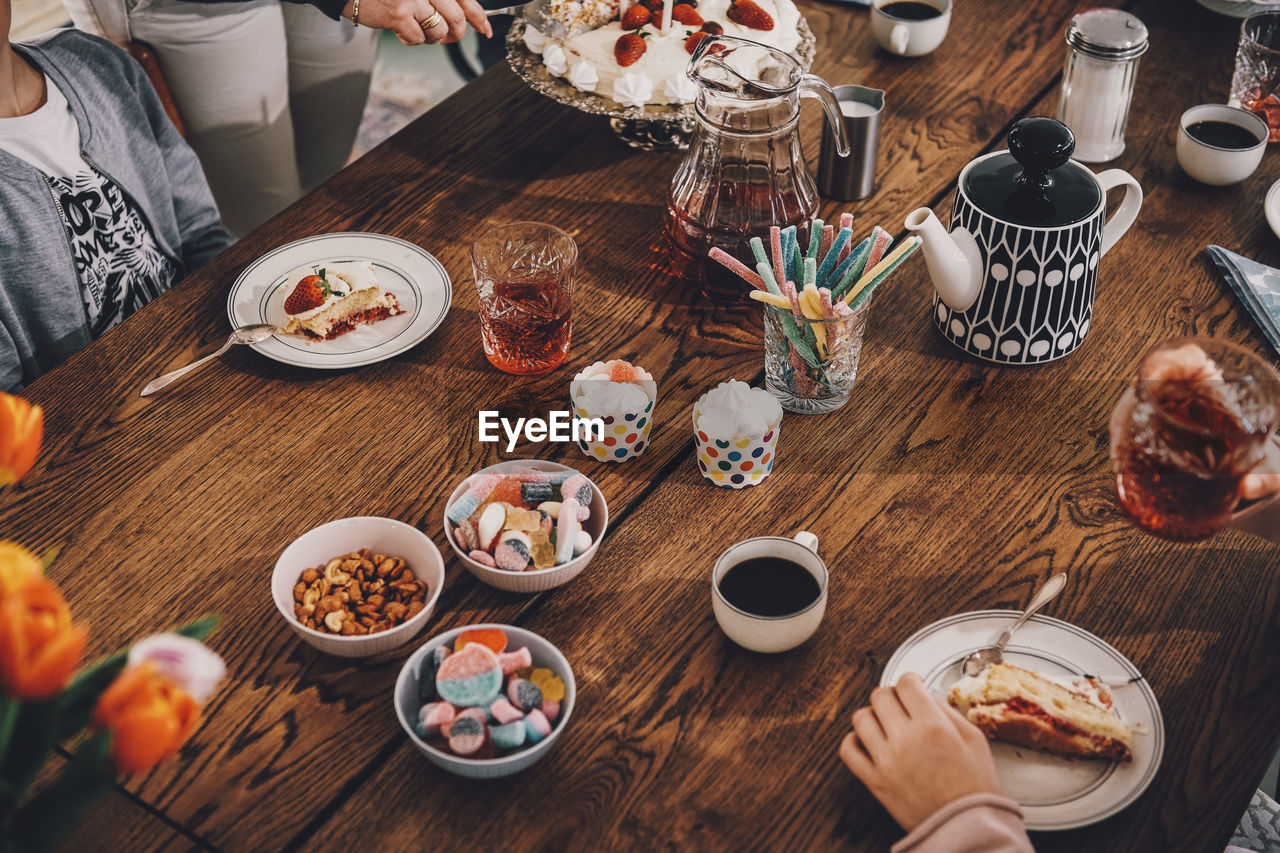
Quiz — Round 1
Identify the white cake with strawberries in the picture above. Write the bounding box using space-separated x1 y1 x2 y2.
522 0 802 107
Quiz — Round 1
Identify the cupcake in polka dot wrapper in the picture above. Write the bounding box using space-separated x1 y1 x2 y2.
692 379 783 489
570 359 658 463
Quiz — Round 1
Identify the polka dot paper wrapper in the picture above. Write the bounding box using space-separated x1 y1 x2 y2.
573 398 655 463
694 422 780 488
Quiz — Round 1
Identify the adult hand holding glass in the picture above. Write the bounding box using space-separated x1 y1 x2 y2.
342 0 492 45
1109 339 1280 544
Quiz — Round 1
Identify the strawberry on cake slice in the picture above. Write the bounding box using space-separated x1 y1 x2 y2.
281 262 403 340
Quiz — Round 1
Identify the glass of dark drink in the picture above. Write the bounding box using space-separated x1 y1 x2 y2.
1110 337 1280 541
471 222 576 375
1230 12 1280 142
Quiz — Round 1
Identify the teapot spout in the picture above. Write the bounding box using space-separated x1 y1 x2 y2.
904 208 982 313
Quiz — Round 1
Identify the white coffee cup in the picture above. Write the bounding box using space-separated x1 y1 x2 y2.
870 0 951 58
1176 104 1268 187
711 531 827 653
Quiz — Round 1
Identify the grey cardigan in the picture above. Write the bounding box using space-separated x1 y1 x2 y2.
0 29 233 390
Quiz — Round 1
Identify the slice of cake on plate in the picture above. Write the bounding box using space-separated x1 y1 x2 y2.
281 262 402 339
948 662 1133 762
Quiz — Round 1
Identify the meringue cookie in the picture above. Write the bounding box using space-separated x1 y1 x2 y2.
523 25 546 54
567 59 599 92
663 73 699 104
543 43 568 76
612 72 654 109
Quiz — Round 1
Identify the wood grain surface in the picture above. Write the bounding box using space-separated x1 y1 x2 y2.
3 0 1277 850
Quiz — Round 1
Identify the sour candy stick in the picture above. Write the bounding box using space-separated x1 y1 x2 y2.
709 248 766 290
831 229 885 299
803 257 817 291
800 285 827 359
749 290 792 309
840 212 854 231
806 218 824 260
751 236 770 270
820 287 837 352
816 227 853 287
864 227 894 271
844 237 923 310
820 224 834 261
770 227 786 295
789 231 804 286
782 280 806 322
829 236 874 298
446 472 502 524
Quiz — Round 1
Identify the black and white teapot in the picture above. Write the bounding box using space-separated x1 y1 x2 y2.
905 117 1142 364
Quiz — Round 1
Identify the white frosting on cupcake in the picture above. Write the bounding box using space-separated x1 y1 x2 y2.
694 380 782 439
571 360 658 414
568 59 599 92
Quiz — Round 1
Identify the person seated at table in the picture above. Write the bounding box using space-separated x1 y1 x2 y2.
0 10 232 390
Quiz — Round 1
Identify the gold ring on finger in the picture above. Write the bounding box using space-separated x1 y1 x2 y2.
420 11 443 29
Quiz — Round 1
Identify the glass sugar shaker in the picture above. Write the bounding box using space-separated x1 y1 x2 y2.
1056 9 1149 163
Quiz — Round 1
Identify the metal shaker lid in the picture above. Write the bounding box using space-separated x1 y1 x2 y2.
1066 8 1149 61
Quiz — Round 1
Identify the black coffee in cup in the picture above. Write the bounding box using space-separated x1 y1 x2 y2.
717 556 821 617
1185 120 1263 150
879 1 943 20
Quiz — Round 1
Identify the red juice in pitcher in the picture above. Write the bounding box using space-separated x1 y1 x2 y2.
664 182 813 303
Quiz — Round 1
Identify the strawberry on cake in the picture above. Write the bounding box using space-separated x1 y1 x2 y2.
281 262 402 340
523 0 801 107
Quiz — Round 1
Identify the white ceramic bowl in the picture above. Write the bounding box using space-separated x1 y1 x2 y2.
394 623 576 778
1177 104 1268 186
272 517 445 658
442 460 608 593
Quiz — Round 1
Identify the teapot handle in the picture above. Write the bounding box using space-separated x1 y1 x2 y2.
1096 169 1143 258
800 74 850 158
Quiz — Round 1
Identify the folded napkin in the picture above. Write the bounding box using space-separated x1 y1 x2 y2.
1207 245 1280 358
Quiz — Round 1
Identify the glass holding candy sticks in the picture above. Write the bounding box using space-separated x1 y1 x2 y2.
711 215 921 414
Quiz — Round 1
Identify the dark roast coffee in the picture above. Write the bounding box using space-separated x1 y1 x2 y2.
1185 120 1263 150
879 1 943 20
718 557 821 617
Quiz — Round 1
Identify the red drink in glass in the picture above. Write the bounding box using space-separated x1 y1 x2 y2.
1111 338 1280 541
472 223 576 375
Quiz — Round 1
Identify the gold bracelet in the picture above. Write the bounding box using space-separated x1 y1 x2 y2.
352 0 360 26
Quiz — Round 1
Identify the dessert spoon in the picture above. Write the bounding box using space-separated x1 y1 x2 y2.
140 324 279 397
961 572 1067 677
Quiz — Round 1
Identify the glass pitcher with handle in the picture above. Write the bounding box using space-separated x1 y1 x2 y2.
664 35 851 303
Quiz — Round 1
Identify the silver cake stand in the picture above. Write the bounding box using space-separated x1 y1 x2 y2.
505 18 816 151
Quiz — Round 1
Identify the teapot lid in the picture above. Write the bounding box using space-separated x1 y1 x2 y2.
960 117 1101 227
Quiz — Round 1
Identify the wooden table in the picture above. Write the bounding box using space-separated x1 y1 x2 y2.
5 0 1278 849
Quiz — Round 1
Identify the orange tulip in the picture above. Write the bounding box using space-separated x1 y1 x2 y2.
0 393 42 486
93 662 201 774
0 540 41 595
0 578 87 700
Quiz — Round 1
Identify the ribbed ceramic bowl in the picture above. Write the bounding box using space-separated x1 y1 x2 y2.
272 517 445 658
442 460 608 593
394 624 576 778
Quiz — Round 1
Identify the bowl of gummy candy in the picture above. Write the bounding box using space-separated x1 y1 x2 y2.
394 624 575 778
442 460 608 594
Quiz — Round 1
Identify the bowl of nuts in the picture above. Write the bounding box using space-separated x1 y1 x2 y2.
272 517 445 657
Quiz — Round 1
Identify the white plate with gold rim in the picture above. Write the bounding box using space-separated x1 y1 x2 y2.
226 232 451 369
881 610 1163 831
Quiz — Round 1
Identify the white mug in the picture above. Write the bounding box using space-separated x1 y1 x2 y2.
711 531 827 653
870 0 951 58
